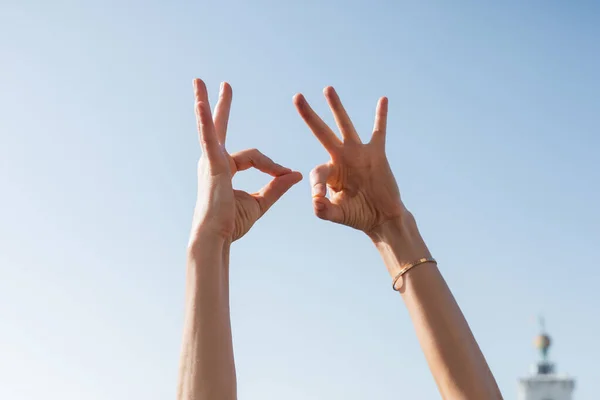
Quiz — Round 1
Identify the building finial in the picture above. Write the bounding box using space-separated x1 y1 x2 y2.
535 315 551 360
533 316 554 374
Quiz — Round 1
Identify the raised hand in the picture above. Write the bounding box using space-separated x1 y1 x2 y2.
192 79 302 243
293 87 405 235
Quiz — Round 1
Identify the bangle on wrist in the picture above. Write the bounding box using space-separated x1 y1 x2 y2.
392 258 437 291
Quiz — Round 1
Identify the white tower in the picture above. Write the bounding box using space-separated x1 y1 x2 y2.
517 319 575 400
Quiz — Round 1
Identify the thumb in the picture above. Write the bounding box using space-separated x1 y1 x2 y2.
254 171 303 215
312 196 344 223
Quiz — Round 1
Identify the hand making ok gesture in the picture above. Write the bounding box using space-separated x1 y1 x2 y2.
293 87 405 235
192 79 302 243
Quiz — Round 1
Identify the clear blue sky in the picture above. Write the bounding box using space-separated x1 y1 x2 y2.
1 1 598 399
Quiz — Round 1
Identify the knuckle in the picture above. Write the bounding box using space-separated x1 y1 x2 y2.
310 164 330 179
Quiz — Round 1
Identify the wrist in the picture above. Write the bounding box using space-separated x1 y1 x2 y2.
188 225 231 258
368 211 432 278
186 228 231 290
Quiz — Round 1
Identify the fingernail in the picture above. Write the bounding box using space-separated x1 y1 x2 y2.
274 164 291 176
314 200 325 211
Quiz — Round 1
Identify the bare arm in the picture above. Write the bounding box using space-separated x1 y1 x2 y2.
371 215 502 399
294 87 502 399
177 79 302 400
178 237 235 399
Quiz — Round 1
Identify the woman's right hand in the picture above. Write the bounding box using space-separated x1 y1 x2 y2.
293 86 407 236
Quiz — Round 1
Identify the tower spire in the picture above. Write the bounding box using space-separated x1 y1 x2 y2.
533 316 554 374
518 317 575 400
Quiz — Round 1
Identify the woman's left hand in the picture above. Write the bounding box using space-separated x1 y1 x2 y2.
191 79 302 244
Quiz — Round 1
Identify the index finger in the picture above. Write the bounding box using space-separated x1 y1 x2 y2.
231 148 291 177
293 93 342 154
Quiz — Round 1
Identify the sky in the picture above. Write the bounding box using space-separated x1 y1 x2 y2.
0 0 599 399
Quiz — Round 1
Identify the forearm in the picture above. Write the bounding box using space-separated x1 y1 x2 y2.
177 233 236 400
370 213 502 400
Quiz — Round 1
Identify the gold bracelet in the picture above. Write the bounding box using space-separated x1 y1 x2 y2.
392 258 437 291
